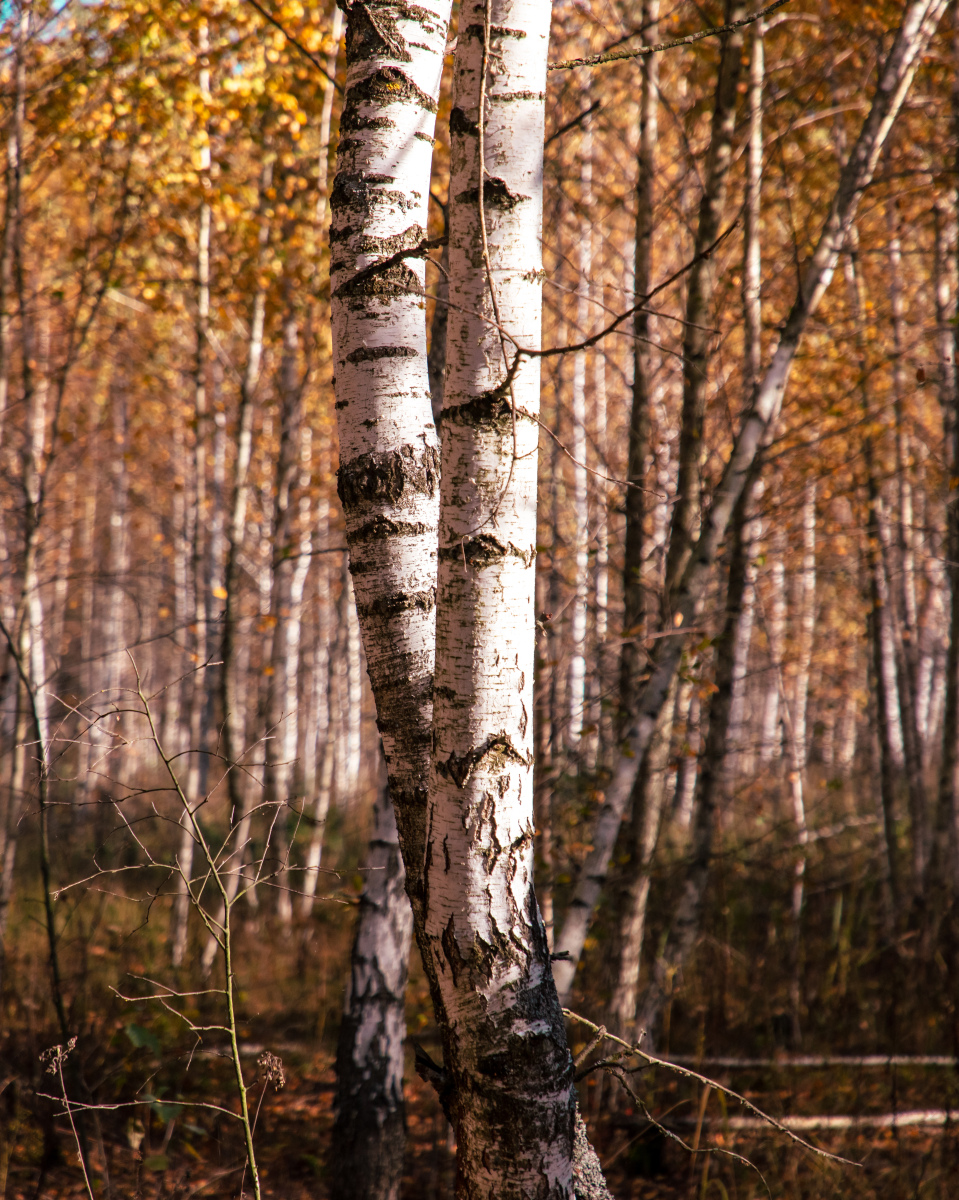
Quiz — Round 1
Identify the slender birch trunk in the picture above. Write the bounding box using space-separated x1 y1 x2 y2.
637 477 763 1045
672 684 700 832
846 248 905 918
663 0 746 592
420 4 608 1191
589 288 609 764
568 119 591 748
300 488 335 917
331 763 412 1200
172 31 214 965
785 480 816 1044
549 0 947 981
933 179 959 891
619 0 659 723
888 212 930 889
262 301 306 924
607 678 676 1039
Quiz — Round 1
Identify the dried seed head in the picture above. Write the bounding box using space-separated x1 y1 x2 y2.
40 1036 77 1074
257 1051 285 1090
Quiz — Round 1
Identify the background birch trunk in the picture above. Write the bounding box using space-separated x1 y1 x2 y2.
568 118 591 749
637 477 762 1047
331 764 412 1200
548 0 947 981
846 247 905 918
933 180 959 895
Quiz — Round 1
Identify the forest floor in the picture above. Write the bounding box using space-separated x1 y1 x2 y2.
4 1031 959 1200
4 784 959 1199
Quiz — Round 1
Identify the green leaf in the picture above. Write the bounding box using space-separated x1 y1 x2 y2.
152 1102 183 1121
124 1023 160 1055
143 1155 169 1172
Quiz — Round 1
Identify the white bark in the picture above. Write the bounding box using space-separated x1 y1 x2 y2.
330 0 448 907
760 501 786 763
568 122 591 747
418 4 601 1193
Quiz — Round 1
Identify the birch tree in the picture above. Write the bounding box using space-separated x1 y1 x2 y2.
330 0 611 1188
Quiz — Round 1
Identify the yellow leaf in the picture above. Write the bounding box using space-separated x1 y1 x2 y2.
212 585 227 599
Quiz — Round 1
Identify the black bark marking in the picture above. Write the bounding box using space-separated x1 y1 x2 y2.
437 730 532 790
335 259 421 300
454 176 529 210
356 587 436 620
449 106 479 137
393 2 445 31
494 90 546 102
442 389 518 431
343 66 438 117
438 533 535 569
345 5 411 64
463 23 527 38
352 514 430 542
350 223 427 257
346 345 420 363
339 443 440 512
331 173 419 222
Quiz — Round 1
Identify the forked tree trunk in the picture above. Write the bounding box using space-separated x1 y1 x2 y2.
330 0 445 914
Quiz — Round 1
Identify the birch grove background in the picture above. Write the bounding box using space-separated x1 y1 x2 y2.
4 0 959 1196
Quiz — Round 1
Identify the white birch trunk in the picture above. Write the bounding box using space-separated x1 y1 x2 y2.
330 0 448 911
760 506 786 763
419 6 607 1193
172 32 213 966
568 122 591 748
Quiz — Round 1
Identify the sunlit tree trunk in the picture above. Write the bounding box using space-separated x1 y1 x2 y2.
419 2 608 1190
568 118 591 748
172 29 214 966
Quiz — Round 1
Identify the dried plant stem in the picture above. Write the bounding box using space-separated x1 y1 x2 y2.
133 661 262 1200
